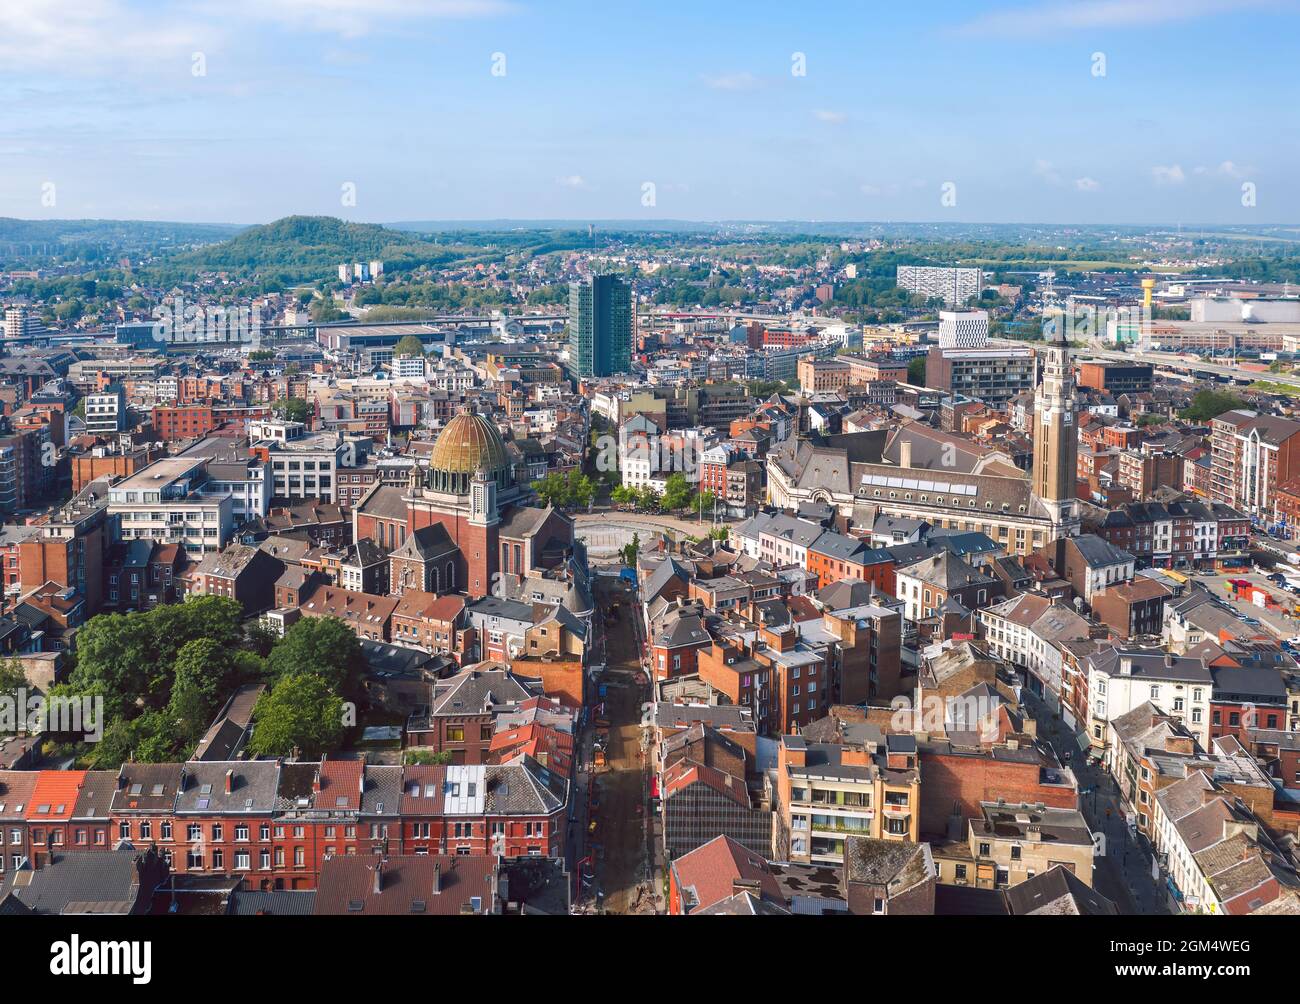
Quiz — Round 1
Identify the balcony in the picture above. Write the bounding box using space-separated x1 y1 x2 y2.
809 814 873 835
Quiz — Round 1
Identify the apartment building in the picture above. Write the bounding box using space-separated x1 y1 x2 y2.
896 265 983 307
776 731 920 865
1087 647 1213 750
1208 410 1300 516
107 457 235 556
247 419 369 505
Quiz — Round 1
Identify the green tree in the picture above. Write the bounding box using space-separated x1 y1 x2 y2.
247 673 345 759
310 297 346 323
531 472 570 508
1180 390 1247 423
621 532 641 568
569 473 596 509
0 658 25 713
266 617 364 698
404 749 453 765
168 638 239 744
661 473 693 511
393 334 426 357
695 490 717 520
611 484 635 507
274 397 311 423
907 357 927 387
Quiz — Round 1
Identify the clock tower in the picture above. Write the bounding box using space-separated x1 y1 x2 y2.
1032 329 1080 535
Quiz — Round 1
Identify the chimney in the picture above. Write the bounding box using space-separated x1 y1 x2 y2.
899 438 913 469
433 862 442 895
224 769 234 794
373 861 384 894
840 746 870 767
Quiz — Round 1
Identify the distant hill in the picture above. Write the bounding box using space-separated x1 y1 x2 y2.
160 215 455 279
0 218 243 259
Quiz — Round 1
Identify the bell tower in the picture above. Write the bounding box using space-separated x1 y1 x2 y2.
469 469 499 528
465 469 499 599
1032 330 1080 535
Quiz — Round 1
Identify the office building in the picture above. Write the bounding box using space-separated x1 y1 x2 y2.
569 274 631 378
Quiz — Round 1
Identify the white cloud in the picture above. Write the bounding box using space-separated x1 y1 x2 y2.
959 0 1276 36
215 0 515 39
1151 164 1186 185
1033 159 1062 184
0 0 513 71
0 0 223 73
703 72 760 92
1215 160 1251 178
1075 176 1101 191
556 175 586 189
812 109 847 124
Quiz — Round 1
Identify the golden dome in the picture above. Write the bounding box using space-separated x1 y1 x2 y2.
429 410 510 477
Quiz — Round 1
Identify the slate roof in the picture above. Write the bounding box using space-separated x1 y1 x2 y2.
360 765 403 816
1004 864 1118 915
5 848 164 915
314 855 497 916
174 761 280 814
898 550 996 590
110 764 183 821
228 890 318 916
429 668 539 716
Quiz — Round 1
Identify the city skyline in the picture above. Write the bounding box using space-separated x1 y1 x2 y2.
3 0 1298 224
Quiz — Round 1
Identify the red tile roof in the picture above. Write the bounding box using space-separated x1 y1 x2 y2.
318 757 364 812
671 834 781 914
27 770 87 821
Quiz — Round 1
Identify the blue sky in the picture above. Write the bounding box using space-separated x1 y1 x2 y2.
2 0 1296 224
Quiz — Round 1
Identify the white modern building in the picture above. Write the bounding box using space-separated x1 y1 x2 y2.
248 420 369 504
108 457 236 555
83 388 126 437
937 310 990 349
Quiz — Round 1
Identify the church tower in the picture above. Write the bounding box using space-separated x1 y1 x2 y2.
1032 328 1080 535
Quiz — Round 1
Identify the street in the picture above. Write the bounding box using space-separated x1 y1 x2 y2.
581 576 658 915
1022 691 1171 915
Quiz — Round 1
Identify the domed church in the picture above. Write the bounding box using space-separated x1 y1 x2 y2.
354 403 577 600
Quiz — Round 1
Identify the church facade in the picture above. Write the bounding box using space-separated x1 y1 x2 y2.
353 407 577 599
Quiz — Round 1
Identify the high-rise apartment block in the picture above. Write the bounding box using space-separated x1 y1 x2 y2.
896 265 983 307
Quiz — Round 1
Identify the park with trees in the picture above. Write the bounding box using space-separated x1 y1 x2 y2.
44 597 369 768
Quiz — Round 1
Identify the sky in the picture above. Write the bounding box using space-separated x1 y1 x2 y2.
1 0 1297 225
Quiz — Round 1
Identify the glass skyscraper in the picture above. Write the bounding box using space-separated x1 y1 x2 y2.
569 274 631 378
